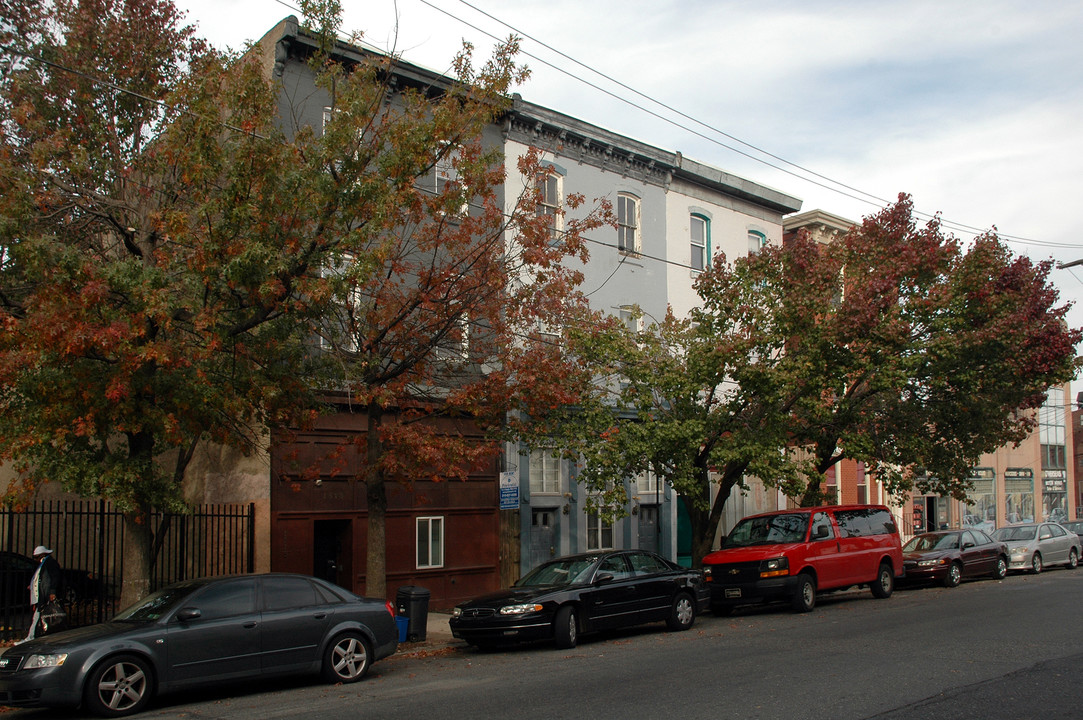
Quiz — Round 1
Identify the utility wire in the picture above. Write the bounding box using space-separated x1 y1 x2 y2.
402 0 1067 249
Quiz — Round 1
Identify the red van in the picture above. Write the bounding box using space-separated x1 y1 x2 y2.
701 505 904 614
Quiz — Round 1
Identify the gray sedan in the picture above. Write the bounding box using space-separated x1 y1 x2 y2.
992 523 1081 573
0 573 398 716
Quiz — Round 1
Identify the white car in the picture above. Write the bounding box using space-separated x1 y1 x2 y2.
992 523 1081 573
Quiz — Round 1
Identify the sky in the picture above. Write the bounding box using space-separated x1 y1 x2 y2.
175 0 1083 393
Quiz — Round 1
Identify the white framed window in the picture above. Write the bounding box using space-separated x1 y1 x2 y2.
529 448 561 494
536 170 562 240
318 252 363 353
435 143 459 193
748 230 767 255
636 471 659 495
416 516 444 569
690 214 708 271
587 511 614 551
617 193 640 253
619 307 639 333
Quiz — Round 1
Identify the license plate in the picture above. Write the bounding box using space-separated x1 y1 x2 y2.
724 588 741 598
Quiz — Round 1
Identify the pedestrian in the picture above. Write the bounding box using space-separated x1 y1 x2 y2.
18 545 61 644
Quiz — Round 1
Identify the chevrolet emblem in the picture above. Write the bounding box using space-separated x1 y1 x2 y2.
728 569 740 575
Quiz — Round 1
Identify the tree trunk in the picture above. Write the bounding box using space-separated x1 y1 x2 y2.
120 506 153 609
364 405 388 600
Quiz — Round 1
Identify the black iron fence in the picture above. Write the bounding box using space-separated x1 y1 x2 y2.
0 501 254 642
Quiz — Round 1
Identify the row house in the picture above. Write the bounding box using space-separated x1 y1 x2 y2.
248 15 803 604
500 99 801 571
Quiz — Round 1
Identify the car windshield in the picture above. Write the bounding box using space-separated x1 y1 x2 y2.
724 514 809 548
516 558 597 587
904 533 959 552
113 581 204 622
1065 522 1083 533
993 526 1038 542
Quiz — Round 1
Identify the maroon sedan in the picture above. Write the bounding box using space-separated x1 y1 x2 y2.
902 529 1009 587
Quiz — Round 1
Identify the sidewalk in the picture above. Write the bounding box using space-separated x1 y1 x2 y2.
395 611 463 657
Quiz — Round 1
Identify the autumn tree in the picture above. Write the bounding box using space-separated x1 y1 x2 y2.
0 0 609 604
789 197 1081 505
553 195 1079 567
282 21 611 597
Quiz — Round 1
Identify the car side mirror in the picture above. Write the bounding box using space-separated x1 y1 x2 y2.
812 526 830 540
175 607 202 622
963 542 975 549
594 572 615 584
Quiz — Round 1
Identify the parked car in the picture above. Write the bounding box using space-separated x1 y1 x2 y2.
901 530 1008 587
701 505 904 614
0 573 398 717
0 551 103 610
449 550 708 650
992 523 1081 573
1062 520 1083 541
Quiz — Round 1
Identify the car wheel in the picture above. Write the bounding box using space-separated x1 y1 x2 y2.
83 654 153 718
666 592 695 631
791 573 816 612
322 632 371 684
992 556 1008 580
553 605 578 649
870 563 894 598
943 562 962 588
1031 553 1043 573
1068 548 1079 569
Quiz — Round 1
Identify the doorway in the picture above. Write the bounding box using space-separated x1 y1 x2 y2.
313 519 353 591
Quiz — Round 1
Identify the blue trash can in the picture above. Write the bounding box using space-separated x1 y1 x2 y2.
394 615 409 643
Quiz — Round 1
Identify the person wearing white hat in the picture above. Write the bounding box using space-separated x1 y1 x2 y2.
17 545 61 643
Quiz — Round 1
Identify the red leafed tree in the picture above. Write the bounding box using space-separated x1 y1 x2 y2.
0 0 611 604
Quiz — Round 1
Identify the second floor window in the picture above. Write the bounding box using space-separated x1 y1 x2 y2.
617 193 640 253
748 230 767 255
529 449 561 494
690 215 708 271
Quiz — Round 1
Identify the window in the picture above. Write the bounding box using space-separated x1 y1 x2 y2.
434 142 459 194
529 449 561 494
748 230 766 255
262 576 318 611
435 311 470 361
536 170 562 240
617 193 640 253
619 307 639 333
596 555 631 580
635 471 659 495
587 512 613 551
810 512 835 541
432 142 468 214
318 252 363 353
690 214 708 271
834 509 873 538
417 516 444 569
628 551 669 575
186 579 257 622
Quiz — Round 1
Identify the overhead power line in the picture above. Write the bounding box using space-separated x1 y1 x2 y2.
397 0 1068 250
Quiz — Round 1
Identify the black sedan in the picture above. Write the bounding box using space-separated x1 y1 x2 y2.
449 550 708 650
901 529 1009 587
0 573 398 717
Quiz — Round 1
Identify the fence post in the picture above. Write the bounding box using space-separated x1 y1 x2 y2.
247 503 255 573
